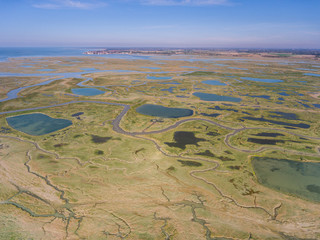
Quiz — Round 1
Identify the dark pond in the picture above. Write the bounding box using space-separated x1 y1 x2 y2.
278 92 290 96
246 95 270 100
253 132 284 137
269 111 299 120
201 113 220 117
71 112 84 117
209 106 238 112
193 92 241 102
6 113 72 136
178 160 202 167
248 138 284 145
242 116 310 129
252 157 320 202
71 88 105 96
161 87 175 93
202 80 227 86
136 104 193 118
165 131 206 149
297 102 311 108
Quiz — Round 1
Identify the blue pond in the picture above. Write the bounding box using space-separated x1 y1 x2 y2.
71 88 105 96
147 76 172 80
252 157 320 202
193 92 242 102
6 113 72 136
141 67 161 70
228 67 248 70
136 104 193 118
202 80 227 86
241 77 283 83
296 68 318 71
304 73 320 77
313 104 320 109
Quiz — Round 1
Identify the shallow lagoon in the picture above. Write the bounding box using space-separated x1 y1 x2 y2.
136 104 193 118
202 80 227 86
193 92 242 102
252 157 320 202
71 88 105 96
6 113 72 136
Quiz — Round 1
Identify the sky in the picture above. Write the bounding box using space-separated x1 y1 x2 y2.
0 0 319 48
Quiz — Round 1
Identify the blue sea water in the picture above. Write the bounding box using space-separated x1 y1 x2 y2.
0 47 152 61
0 47 87 61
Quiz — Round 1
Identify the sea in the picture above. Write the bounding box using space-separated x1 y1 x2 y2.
0 47 151 61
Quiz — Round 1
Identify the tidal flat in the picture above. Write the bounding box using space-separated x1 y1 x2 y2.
0 54 320 240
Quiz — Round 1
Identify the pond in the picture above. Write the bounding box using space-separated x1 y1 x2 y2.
202 80 227 86
252 157 320 202
71 88 105 96
240 77 283 83
242 116 310 129
136 104 193 118
165 131 206 149
161 87 175 93
193 92 242 102
147 76 172 80
141 67 161 70
304 73 320 77
6 113 72 136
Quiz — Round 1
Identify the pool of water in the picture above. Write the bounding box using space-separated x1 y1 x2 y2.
202 80 227 86
6 113 72 136
296 68 318 71
313 104 320 108
158 81 181 84
165 131 206 149
304 73 320 77
252 157 320 202
228 67 248 70
242 116 310 129
141 67 161 70
161 87 175 93
246 95 270 100
71 88 105 96
278 92 290 96
241 77 283 83
136 104 193 118
193 92 242 102
80 67 98 71
37 69 55 72
147 76 172 80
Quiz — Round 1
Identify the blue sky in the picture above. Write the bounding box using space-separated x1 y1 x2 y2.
0 0 319 48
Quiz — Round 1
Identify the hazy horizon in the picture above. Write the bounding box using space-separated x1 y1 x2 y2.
1 0 319 48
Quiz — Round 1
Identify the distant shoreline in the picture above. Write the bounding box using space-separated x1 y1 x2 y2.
84 48 320 60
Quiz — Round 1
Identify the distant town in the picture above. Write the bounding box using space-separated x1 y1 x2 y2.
84 48 320 59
